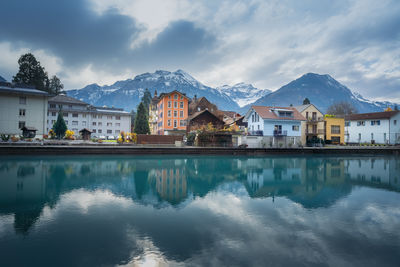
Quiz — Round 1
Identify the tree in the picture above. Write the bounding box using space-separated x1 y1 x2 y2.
52 109 67 139
141 88 152 115
130 110 136 132
134 102 150 134
48 75 64 95
13 53 49 92
303 98 310 105
394 104 398 111
326 102 357 116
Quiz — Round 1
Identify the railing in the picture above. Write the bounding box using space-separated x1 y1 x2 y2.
273 130 287 137
248 130 263 136
306 129 317 135
306 117 324 122
317 129 325 134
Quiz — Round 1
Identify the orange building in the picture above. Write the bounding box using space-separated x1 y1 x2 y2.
157 90 189 135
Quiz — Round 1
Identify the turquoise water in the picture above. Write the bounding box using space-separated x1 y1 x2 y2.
0 155 399 266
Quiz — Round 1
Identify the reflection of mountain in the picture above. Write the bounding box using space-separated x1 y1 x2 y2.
0 156 399 234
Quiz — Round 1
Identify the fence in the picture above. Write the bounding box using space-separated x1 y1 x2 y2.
137 135 183 144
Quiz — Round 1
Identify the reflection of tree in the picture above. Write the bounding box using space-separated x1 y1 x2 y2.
134 170 150 200
14 204 44 235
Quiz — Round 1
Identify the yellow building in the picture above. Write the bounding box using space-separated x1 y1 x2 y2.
294 104 325 145
324 116 344 144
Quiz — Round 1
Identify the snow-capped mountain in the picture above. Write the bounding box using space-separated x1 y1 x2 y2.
67 70 239 112
240 73 398 114
217 83 271 107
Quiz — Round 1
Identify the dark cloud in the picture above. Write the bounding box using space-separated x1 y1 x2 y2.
0 0 140 68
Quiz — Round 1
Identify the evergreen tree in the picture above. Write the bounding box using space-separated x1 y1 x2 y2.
302 98 311 105
130 110 137 131
134 102 150 134
53 109 67 139
141 88 152 115
394 104 399 111
49 75 64 95
13 53 49 92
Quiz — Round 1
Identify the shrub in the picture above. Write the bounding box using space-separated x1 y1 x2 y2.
43 134 49 139
0 134 10 141
11 136 19 142
65 130 75 140
48 129 56 139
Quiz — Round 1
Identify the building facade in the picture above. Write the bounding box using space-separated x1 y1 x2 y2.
156 91 189 135
294 104 325 145
243 106 306 148
149 90 159 134
344 111 400 144
0 82 48 138
47 95 131 138
324 116 344 144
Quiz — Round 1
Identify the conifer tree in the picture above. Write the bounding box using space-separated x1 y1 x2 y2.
13 53 49 92
134 102 150 134
302 98 311 105
53 109 67 139
141 88 152 115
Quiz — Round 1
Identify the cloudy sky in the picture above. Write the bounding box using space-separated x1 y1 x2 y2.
0 0 399 101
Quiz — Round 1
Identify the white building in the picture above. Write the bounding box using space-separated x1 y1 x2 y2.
0 82 48 138
242 106 306 148
47 95 131 138
344 111 400 144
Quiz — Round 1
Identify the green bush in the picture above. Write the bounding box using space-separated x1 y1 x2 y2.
0 134 10 141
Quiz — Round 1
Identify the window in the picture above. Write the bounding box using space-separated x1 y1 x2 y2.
174 101 178 108
52 112 56 116
168 110 171 117
168 95 171 99
98 122 102 126
58 104 63 109
19 97 26 104
358 133 361 140
197 107 201 112
107 115 112 120
167 120 171 126
180 120 186 126
107 130 112 134
65 120 68 125
98 129 102 133
174 110 177 117
394 120 397 125
51 120 56 124
92 122 96 126
115 130 120 134
72 128 78 132
278 111 293 117
292 125 299 131
92 114 97 119
371 133 374 140
180 95 183 100
18 121 25 129
371 120 380 126
116 116 120 120
72 113 78 118
93 129 96 133
345 121 350 127
63 112 68 117
180 111 184 117
174 94 178 100
257 125 260 130
252 114 254 122
50 104 56 108
107 122 112 127
82 121 86 126
305 112 309 119
98 115 102 119
357 121 365 126
72 121 78 126
19 109 26 116
168 101 171 108
82 114 86 118
331 125 340 134
174 120 177 128
180 101 184 108
68 105 72 109
116 123 120 127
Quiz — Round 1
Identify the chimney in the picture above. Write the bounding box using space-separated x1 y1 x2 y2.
193 94 197 102
154 90 157 97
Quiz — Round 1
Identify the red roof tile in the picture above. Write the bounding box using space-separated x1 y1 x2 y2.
251 106 306 121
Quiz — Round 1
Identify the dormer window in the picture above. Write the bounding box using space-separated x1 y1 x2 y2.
278 111 293 117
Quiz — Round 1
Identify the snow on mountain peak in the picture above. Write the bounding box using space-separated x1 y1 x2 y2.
217 83 271 107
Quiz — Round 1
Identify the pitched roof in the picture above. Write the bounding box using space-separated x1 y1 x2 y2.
345 111 400 121
157 90 189 101
221 111 237 118
187 109 223 122
293 104 311 113
250 106 306 121
49 94 88 105
0 83 49 96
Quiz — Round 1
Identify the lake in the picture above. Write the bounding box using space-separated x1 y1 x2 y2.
0 155 399 266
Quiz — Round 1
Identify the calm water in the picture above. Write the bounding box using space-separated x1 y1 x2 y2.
0 155 400 267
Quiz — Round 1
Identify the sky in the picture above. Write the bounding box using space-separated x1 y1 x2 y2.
0 0 399 102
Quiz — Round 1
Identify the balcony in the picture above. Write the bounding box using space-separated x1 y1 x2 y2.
317 129 325 134
248 130 263 136
306 117 324 123
273 130 287 137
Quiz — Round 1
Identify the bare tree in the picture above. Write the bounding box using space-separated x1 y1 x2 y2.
326 102 357 116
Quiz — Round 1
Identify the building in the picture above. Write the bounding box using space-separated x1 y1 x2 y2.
324 116 345 144
0 82 49 138
188 95 220 116
242 106 306 147
221 111 241 125
149 90 159 134
344 111 400 144
187 109 225 132
47 95 131 138
294 104 325 145
156 90 189 135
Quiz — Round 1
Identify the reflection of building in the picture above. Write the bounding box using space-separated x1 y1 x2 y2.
154 168 187 204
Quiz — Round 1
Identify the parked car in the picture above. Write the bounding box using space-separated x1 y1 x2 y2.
98 135 106 140
107 136 115 140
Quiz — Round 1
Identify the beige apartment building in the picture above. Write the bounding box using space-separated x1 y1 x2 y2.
294 104 325 145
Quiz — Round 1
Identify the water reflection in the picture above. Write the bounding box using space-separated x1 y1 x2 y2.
0 155 399 266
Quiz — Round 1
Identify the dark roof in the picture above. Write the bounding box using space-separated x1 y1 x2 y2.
49 94 88 105
21 126 37 131
221 111 237 118
187 109 223 122
0 83 49 96
345 111 400 120
157 90 189 101
79 128 92 133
